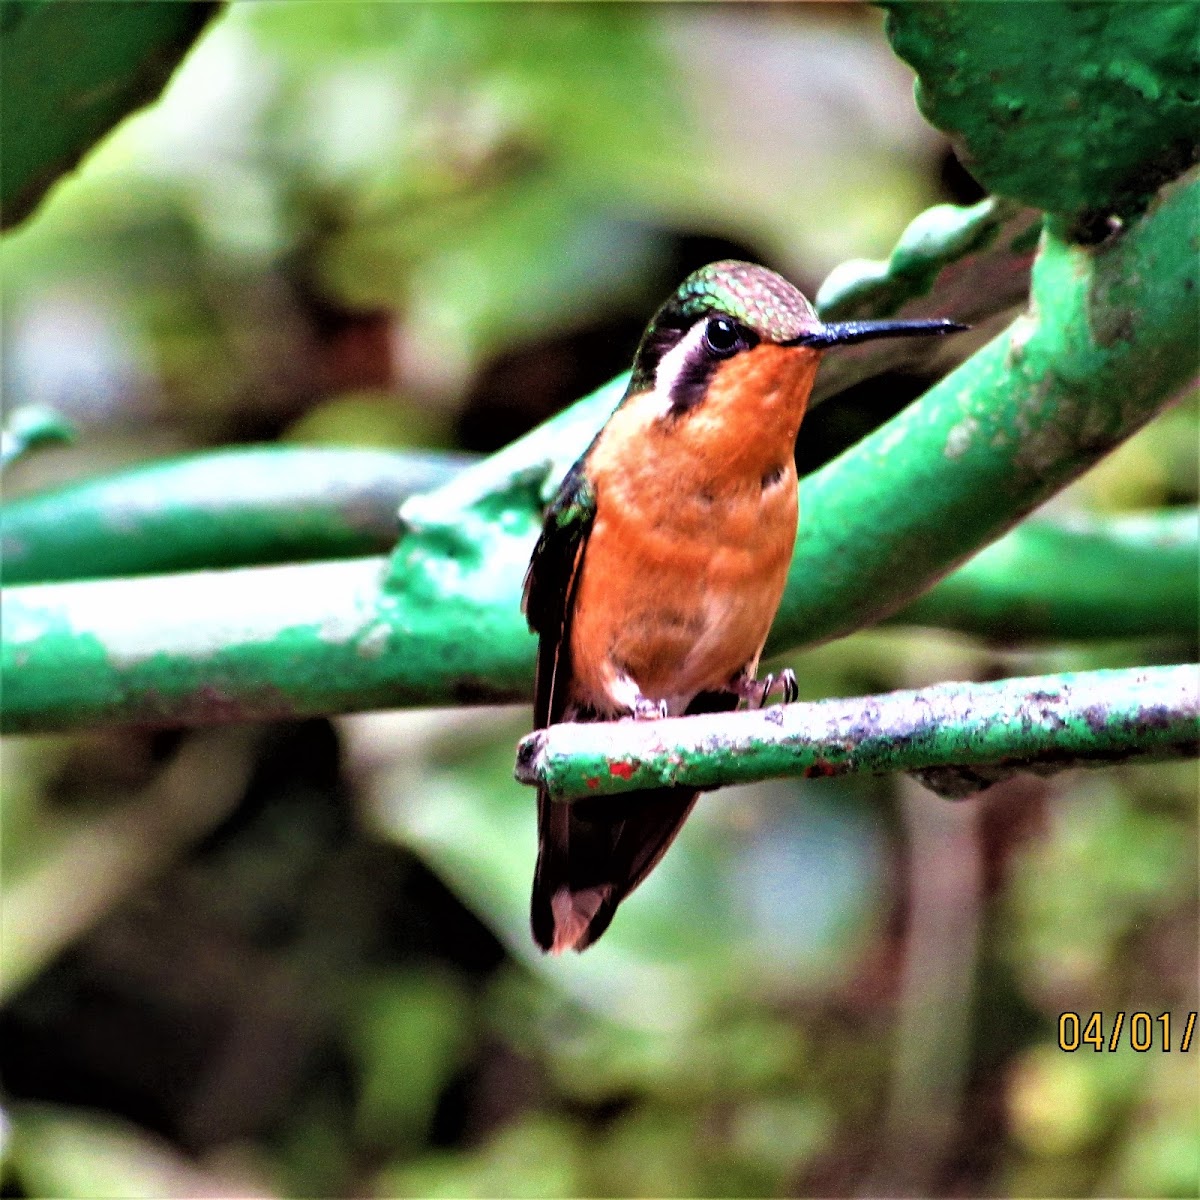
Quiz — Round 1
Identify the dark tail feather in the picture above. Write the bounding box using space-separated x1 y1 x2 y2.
531 786 700 953
530 690 738 953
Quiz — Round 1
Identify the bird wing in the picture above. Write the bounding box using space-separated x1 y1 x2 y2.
521 460 596 730
522 459 740 953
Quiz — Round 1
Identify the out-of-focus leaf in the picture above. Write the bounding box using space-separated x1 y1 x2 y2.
1007 773 1195 1002
246 2 684 363
374 1114 587 1200
1006 1046 1145 1158
727 1094 831 1186
6 1104 271 1200
588 1106 706 1198
1 2 943 444
0 0 218 229
1107 1053 1200 1199
660 8 940 275
322 180 671 368
350 970 475 1150
0 729 257 1001
284 391 451 450
489 971 811 1105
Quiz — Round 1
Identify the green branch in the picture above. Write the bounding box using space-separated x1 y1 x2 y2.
889 508 1198 642
1 171 1196 734
4 504 1195 735
515 665 1200 802
7 451 1192 639
1 447 471 584
0 406 74 472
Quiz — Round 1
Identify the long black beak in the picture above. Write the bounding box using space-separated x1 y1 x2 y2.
785 317 968 349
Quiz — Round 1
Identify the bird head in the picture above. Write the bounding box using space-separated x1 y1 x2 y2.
628 260 966 418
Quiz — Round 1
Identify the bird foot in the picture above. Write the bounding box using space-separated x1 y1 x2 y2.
631 696 669 720
737 668 798 708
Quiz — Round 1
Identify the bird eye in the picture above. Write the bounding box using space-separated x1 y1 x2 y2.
703 316 743 357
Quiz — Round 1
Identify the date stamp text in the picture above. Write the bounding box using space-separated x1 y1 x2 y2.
1058 1011 1196 1052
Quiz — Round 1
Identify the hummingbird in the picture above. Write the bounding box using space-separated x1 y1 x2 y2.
522 260 965 953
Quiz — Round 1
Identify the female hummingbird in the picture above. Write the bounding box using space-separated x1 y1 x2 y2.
522 260 964 953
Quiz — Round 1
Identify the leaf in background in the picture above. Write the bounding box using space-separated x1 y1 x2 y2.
6 1104 271 1200
349 970 475 1151
374 1114 587 1200
1 0 218 230
1006 769 1197 1005
1 3 948 448
657 8 941 278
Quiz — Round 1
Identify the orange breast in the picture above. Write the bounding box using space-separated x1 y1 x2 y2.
569 344 818 714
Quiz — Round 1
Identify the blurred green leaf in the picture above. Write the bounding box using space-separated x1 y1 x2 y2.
1007 1046 1145 1157
374 1114 587 1199
490 970 811 1105
350 970 475 1150
284 391 451 450
1105 1007 1200 1198
1008 774 1196 1000
727 1094 831 1186
6 1104 258 1200
590 1106 705 1198
0 0 217 229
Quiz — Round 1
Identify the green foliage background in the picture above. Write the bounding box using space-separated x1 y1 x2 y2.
1 4 1196 1198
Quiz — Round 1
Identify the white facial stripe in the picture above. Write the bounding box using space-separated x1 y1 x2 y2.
650 320 711 418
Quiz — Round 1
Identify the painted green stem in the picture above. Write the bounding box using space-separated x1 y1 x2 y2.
1 447 473 584
0 406 75 472
1 173 1196 734
6 452 1194 644
767 169 1199 651
889 508 1199 642
515 665 1200 802
0 557 535 732
4 503 1194 734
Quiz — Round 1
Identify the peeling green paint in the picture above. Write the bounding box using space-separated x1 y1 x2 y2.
768 169 1200 654
516 666 1200 801
2 174 1196 734
882 1 1200 222
1 558 537 733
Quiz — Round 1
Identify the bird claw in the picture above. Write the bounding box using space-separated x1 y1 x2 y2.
632 696 669 720
738 668 798 708
775 668 799 705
